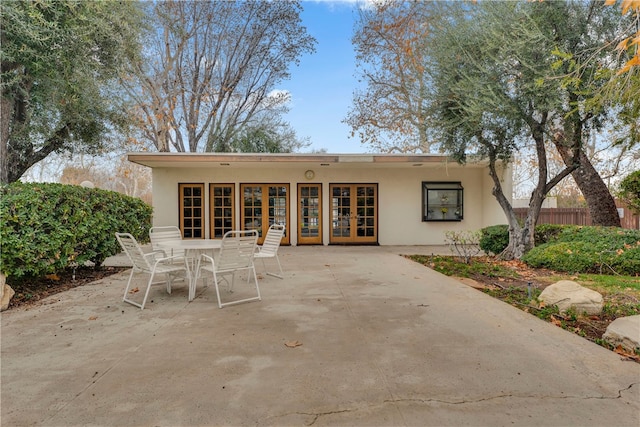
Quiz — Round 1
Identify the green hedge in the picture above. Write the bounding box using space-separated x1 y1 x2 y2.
480 224 640 275
523 226 640 275
479 224 509 256
1 182 152 282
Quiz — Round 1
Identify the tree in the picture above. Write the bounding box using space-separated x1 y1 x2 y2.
126 1 315 153
0 0 144 184
346 1 439 153
533 0 625 227
215 120 310 154
425 1 636 257
619 170 640 214
606 0 640 74
352 1 632 257
597 0 640 151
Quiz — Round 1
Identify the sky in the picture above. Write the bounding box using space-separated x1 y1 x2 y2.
282 1 366 154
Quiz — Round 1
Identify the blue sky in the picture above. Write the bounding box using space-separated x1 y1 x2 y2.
282 1 366 153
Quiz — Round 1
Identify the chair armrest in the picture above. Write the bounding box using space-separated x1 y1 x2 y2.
197 253 216 272
144 251 163 262
149 252 188 268
200 253 215 264
153 248 169 257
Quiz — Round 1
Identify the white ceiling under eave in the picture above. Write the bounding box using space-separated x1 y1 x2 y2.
126 152 491 170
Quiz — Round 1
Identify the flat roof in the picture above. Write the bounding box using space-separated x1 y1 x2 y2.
127 152 488 169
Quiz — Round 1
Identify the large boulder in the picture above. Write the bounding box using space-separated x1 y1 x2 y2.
1 274 15 311
603 315 640 353
538 280 603 315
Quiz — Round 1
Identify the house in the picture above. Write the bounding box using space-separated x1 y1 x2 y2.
127 153 511 246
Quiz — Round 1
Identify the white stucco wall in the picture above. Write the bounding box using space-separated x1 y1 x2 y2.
149 162 511 246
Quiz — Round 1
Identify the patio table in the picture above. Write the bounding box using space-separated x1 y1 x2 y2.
157 239 222 301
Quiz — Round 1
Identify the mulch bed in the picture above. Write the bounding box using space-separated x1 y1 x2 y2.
6 266 127 310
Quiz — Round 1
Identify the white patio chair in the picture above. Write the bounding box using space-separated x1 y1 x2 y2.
149 226 185 259
254 223 285 278
116 232 189 310
195 230 261 308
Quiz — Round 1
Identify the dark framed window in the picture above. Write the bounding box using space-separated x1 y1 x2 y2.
422 182 464 221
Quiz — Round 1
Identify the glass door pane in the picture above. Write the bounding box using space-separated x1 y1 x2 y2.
179 183 204 239
331 185 352 241
330 184 377 244
356 185 376 238
210 184 234 239
268 185 288 231
243 185 263 237
241 184 290 245
298 184 322 244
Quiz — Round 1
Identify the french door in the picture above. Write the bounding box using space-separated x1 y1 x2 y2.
240 184 290 245
330 184 377 244
179 183 204 238
298 184 322 244
209 184 234 239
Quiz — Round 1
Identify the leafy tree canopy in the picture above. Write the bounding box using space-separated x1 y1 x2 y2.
0 0 145 184
619 170 640 214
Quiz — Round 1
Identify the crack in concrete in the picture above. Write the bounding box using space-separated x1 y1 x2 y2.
618 382 638 398
269 385 640 426
296 409 355 426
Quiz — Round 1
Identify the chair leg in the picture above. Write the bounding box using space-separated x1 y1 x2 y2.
166 273 172 294
122 269 154 310
251 265 262 301
122 269 137 304
217 267 261 309
138 273 157 310
229 272 237 292
213 270 223 309
263 255 283 279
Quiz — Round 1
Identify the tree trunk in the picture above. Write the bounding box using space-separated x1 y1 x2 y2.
554 143 621 227
0 96 11 185
484 152 537 260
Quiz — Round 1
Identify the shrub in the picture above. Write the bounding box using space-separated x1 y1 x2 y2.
0 182 152 282
444 230 482 264
522 226 640 275
479 225 509 255
522 241 600 273
533 224 567 245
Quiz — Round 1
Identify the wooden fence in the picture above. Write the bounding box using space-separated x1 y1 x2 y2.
513 202 639 229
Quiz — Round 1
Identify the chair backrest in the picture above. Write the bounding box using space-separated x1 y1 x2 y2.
260 224 285 255
115 232 153 272
149 226 184 257
217 230 258 272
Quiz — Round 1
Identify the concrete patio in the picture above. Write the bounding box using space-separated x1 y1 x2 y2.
1 246 639 426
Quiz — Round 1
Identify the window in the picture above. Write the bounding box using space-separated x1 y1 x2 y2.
422 182 463 221
179 183 204 238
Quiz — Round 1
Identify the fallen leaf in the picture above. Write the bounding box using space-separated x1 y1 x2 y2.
614 344 640 361
45 274 60 281
550 315 562 327
284 340 303 348
129 287 139 294
88 316 98 321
